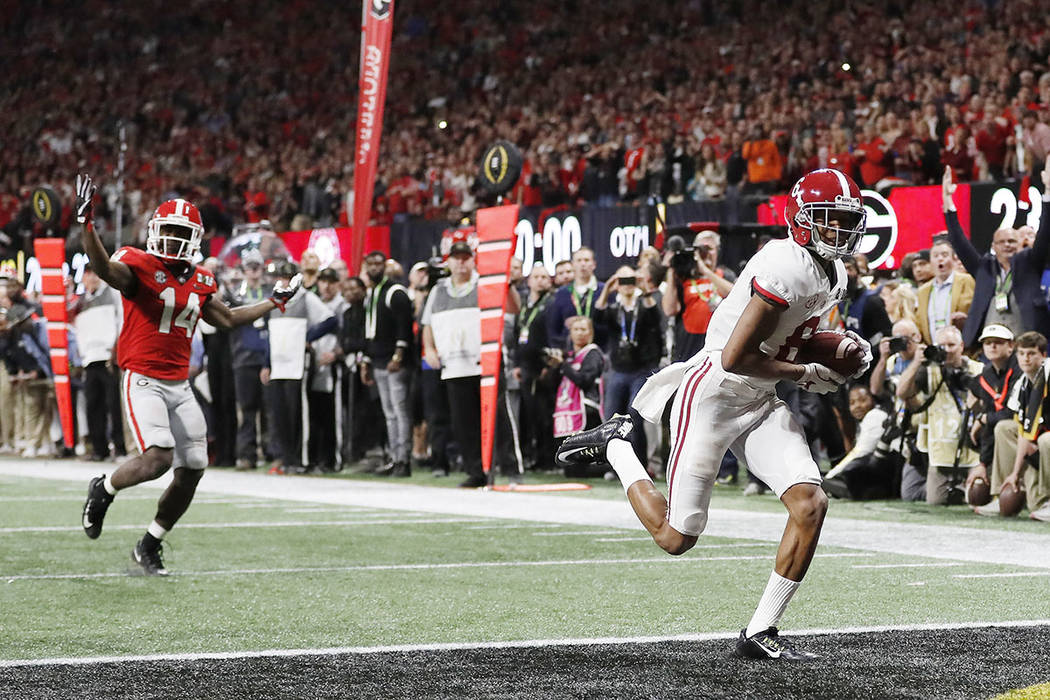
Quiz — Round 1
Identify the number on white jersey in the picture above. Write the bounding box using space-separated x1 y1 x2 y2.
775 316 820 362
158 287 201 337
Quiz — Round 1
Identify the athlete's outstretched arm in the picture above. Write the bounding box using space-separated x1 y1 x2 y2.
201 296 276 330
75 174 136 295
720 295 806 381
200 273 301 329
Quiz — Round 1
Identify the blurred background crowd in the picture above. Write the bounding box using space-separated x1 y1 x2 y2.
2 0 1050 255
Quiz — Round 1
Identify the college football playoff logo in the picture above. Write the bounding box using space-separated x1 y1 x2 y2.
369 0 391 19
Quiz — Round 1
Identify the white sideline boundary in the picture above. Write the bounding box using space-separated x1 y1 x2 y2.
0 552 872 582
3 618 1049 668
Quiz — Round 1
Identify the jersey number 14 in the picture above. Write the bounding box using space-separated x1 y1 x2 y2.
158 287 200 337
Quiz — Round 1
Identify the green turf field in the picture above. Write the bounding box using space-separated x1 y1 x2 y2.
1 459 1049 699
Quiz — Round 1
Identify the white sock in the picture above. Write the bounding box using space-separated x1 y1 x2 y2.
102 475 118 496
607 438 652 495
745 571 801 638
147 521 169 541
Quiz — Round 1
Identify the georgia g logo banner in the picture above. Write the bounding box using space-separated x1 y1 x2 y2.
370 0 392 19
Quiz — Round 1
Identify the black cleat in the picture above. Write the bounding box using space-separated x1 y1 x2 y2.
458 474 488 488
131 539 170 577
82 475 114 539
734 627 819 661
555 414 634 469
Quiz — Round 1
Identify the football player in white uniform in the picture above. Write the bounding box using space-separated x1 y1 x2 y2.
557 169 872 660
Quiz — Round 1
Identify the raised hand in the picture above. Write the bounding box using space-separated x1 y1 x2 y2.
270 273 302 312
75 173 97 225
941 165 957 212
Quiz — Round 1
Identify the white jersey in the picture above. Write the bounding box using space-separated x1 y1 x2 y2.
703 238 847 388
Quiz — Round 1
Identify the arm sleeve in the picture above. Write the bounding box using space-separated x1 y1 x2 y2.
306 316 338 343
944 210 982 274
390 288 414 350
1027 191 1050 267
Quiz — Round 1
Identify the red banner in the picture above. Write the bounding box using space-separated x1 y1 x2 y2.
474 205 520 476
350 0 395 275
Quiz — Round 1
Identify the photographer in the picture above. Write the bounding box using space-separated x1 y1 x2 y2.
594 266 661 460
896 325 984 504
868 319 926 494
974 331 1050 521
964 325 1019 495
661 231 735 361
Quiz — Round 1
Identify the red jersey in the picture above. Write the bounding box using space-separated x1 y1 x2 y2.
112 247 217 381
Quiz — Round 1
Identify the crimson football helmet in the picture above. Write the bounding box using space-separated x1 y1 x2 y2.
146 198 204 263
785 169 866 260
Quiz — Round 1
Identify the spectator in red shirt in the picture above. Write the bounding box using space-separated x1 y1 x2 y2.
974 114 1012 181
942 124 976 182
855 121 893 189
826 128 856 181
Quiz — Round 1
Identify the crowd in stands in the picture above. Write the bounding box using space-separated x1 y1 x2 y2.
3 164 1050 523
3 0 1050 256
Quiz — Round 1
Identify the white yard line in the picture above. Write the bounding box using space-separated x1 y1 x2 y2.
953 571 1050 579
851 562 965 569
3 458 1050 568
0 551 873 582
0 517 486 534
2 618 1048 668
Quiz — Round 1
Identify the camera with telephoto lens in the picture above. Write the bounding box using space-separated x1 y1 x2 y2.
665 234 697 279
923 344 947 363
425 256 451 288
887 336 910 354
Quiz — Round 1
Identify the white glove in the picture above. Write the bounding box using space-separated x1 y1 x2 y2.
844 330 873 378
797 363 846 394
75 173 96 225
269 273 302 312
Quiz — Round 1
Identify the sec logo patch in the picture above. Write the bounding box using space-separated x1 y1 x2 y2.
155 270 167 284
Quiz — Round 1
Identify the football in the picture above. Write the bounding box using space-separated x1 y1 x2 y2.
967 477 992 506
998 483 1026 517
798 330 865 377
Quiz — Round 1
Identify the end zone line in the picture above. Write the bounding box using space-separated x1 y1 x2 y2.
3 618 1048 668
0 552 871 581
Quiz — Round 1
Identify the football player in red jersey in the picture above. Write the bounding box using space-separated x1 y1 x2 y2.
558 169 873 660
75 174 300 576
